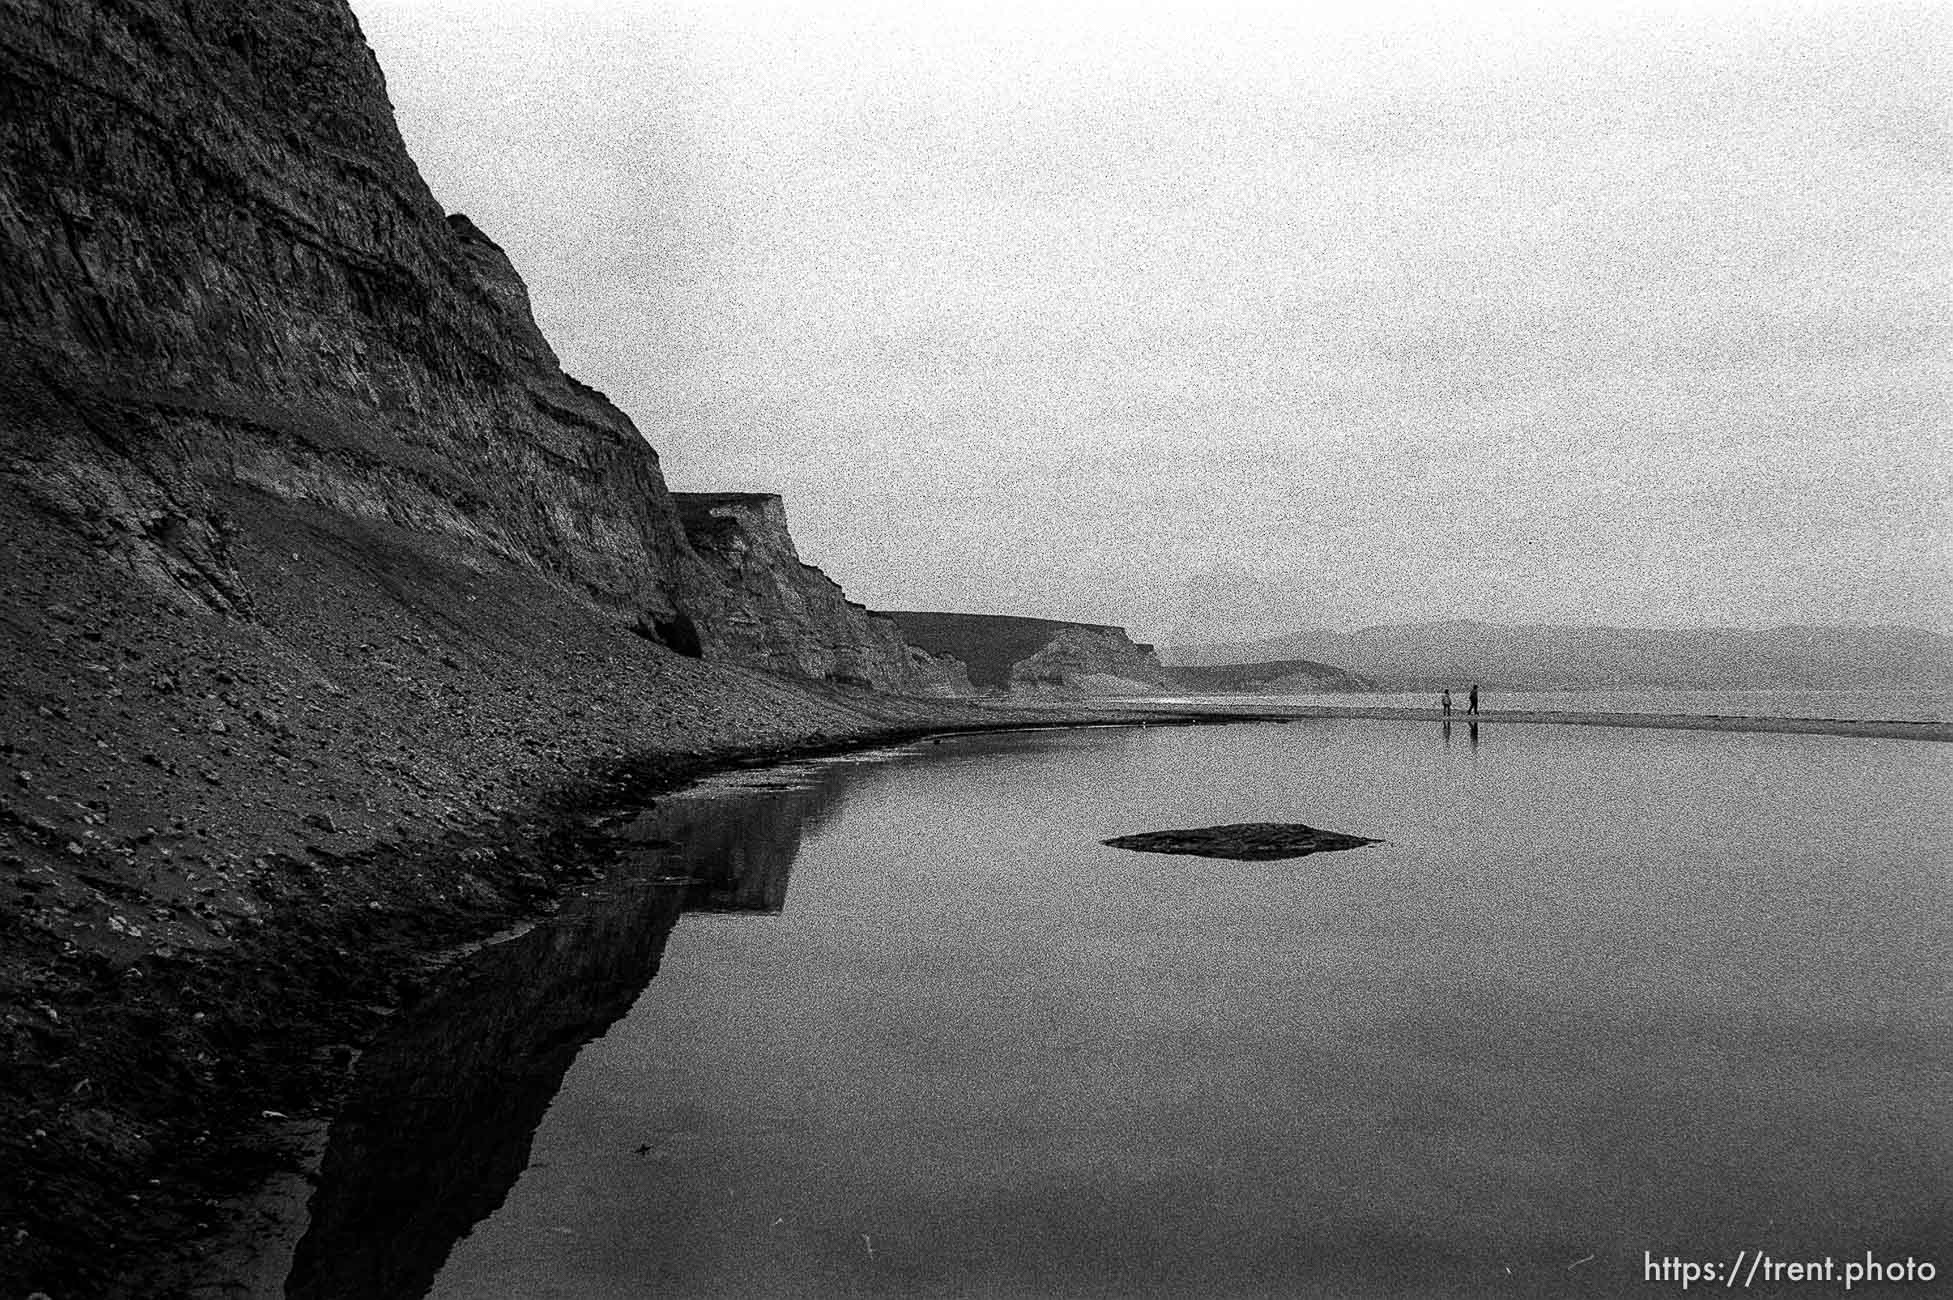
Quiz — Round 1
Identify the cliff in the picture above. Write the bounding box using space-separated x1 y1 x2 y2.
1166 658 1374 694
883 612 1170 696
674 494 972 695
0 0 738 646
0 4 1075 1294
0 0 945 682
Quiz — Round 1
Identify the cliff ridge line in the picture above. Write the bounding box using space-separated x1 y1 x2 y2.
882 610 1169 695
672 494 972 695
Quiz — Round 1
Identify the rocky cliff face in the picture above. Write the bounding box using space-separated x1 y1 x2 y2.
0 0 928 671
1010 625 1171 694
674 494 973 695
1164 658 1374 694
883 612 1169 696
0 9 1016 1290
0 0 724 635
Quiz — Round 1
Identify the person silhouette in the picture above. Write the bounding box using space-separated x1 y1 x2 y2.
1467 684 1480 715
1440 688 1453 716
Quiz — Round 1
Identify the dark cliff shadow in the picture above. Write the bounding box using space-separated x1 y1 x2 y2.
281 766 854 1300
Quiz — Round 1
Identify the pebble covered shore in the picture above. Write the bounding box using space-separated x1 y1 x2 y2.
0 484 1140 1298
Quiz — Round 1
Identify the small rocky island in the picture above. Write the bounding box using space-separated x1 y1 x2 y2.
1103 823 1380 861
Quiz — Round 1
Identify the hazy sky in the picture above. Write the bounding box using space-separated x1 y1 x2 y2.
349 0 1948 641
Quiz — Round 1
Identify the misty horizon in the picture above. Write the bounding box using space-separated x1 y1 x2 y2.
350 0 1950 642
874 609 1953 646
1151 615 1953 646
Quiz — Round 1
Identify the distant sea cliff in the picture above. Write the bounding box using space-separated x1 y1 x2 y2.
1165 621 1953 690
883 612 1171 695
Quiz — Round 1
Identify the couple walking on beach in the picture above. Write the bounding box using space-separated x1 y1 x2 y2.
1440 685 1480 716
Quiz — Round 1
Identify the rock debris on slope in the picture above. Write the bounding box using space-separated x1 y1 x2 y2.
0 2 1125 1294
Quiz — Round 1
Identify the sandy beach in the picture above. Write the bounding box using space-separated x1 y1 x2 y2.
1129 701 1953 744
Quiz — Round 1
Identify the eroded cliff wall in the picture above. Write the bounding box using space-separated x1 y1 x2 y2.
674 494 973 695
1165 658 1374 694
0 0 728 642
0 5 1035 1289
882 611 1169 696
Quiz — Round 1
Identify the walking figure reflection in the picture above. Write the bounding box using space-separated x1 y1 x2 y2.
1469 721 1480 750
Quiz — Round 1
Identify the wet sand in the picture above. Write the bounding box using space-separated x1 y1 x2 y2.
1128 701 1953 743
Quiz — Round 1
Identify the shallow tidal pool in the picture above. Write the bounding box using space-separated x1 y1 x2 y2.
285 720 1951 1298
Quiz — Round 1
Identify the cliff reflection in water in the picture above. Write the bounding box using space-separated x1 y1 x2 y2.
282 761 858 1300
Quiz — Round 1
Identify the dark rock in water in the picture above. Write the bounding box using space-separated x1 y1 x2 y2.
1103 823 1378 861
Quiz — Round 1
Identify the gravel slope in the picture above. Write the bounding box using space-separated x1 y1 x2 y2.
0 480 1128 1298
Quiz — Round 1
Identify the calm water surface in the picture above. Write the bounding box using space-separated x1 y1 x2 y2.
290 721 1951 1298
1150 687 1952 722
